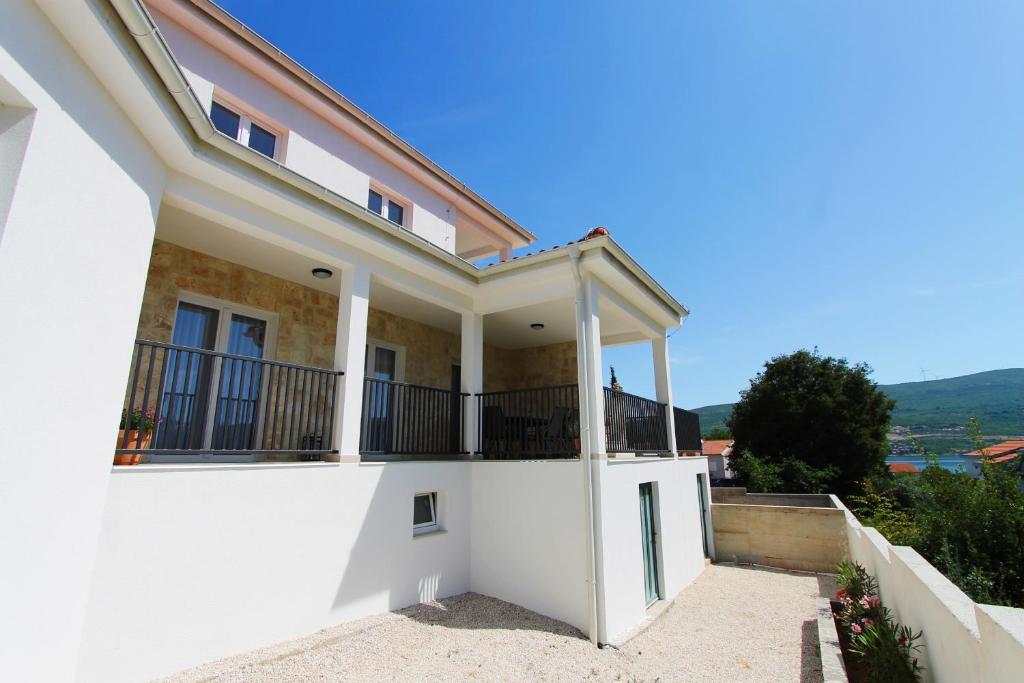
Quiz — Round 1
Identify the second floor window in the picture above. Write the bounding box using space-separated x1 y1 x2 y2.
211 100 278 159
368 188 407 227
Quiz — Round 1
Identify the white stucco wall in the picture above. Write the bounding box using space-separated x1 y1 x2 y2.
470 460 590 631
77 462 473 682
596 457 711 643
839 498 1024 683
153 12 458 253
0 2 165 680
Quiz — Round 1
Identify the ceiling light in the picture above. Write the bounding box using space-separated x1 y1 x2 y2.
530 323 545 331
312 267 333 279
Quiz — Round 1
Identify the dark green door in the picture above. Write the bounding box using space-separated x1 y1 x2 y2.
639 482 660 605
696 474 710 558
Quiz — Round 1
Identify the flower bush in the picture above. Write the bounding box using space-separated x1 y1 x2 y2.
835 562 924 683
120 407 158 432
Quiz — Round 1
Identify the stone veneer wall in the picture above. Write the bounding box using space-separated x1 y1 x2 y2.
135 240 577 390
137 240 337 368
484 341 578 392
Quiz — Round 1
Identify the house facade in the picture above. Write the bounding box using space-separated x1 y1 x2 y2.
0 1 713 680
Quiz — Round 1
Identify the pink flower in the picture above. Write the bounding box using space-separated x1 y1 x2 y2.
860 595 880 610
861 618 874 628
898 635 908 646
851 623 863 635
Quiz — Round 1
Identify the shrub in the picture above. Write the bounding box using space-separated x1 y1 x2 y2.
835 562 924 683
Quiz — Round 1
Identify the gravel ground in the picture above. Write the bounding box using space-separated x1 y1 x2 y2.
161 564 835 683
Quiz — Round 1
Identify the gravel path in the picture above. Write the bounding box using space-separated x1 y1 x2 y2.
161 564 834 683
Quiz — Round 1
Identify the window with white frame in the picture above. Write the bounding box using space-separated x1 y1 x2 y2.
413 492 438 532
367 187 408 227
210 100 280 159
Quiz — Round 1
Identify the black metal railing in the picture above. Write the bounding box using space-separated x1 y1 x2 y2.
117 339 342 459
603 387 669 454
476 384 580 459
359 378 468 457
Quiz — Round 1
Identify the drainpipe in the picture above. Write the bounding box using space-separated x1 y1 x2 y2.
570 247 601 646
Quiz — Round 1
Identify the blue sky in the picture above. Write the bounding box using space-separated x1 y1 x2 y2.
218 0 1024 408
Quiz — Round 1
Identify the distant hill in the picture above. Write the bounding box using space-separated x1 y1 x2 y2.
691 368 1024 454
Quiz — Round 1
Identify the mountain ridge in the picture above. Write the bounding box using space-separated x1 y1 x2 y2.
691 368 1024 453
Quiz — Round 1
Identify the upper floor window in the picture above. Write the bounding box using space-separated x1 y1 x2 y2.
368 187 408 227
210 100 279 160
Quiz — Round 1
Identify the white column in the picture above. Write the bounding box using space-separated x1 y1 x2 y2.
461 311 483 456
652 332 678 454
333 263 370 457
582 276 606 455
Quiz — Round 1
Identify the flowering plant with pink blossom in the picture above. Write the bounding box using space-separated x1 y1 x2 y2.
836 562 923 682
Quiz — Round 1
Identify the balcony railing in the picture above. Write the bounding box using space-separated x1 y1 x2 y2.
359 378 468 457
477 384 581 459
117 340 341 459
604 387 669 454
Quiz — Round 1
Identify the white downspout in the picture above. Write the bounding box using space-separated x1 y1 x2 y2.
571 247 601 646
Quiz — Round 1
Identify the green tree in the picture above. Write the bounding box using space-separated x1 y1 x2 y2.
703 426 733 440
727 349 895 496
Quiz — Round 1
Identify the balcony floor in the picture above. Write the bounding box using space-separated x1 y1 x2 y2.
160 564 837 682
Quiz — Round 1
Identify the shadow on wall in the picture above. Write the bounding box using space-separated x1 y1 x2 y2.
331 462 470 617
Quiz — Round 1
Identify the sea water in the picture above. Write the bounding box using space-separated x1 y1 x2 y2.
886 455 972 473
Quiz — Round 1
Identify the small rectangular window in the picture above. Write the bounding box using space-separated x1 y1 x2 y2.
387 200 405 226
368 189 383 215
413 492 437 530
211 101 240 139
248 122 277 158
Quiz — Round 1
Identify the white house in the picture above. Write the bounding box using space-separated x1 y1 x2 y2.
0 1 714 680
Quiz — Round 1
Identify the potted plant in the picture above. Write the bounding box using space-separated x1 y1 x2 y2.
115 408 157 465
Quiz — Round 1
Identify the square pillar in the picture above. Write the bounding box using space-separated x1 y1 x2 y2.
582 275 606 455
652 332 678 454
333 263 370 457
461 311 483 455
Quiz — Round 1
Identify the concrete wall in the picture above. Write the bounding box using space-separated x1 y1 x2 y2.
470 460 590 631
711 487 838 508
839 498 1024 683
152 10 459 254
596 457 711 643
0 2 165 679
710 489 849 573
78 461 473 682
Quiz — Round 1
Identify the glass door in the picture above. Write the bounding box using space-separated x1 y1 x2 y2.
363 344 398 452
639 482 661 606
211 314 267 449
156 302 219 449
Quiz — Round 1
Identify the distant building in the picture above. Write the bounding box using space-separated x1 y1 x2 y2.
888 462 920 474
964 440 1024 476
702 439 735 479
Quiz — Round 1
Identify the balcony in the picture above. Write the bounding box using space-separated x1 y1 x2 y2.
358 381 671 460
116 339 342 463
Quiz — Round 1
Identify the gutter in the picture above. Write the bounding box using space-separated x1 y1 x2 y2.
571 246 602 646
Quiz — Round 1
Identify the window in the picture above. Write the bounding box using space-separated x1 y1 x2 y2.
210 101 240 139
367 186 408 227
367 189 383 215
387 200 404 226
209 99 279 159
413 492 438 531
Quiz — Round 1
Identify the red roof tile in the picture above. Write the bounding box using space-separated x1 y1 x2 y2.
965 440 1024 458
889 462 920 474
702 440 733 456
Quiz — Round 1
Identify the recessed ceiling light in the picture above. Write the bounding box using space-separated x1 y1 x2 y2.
312 267 333 279
530 323 545 331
